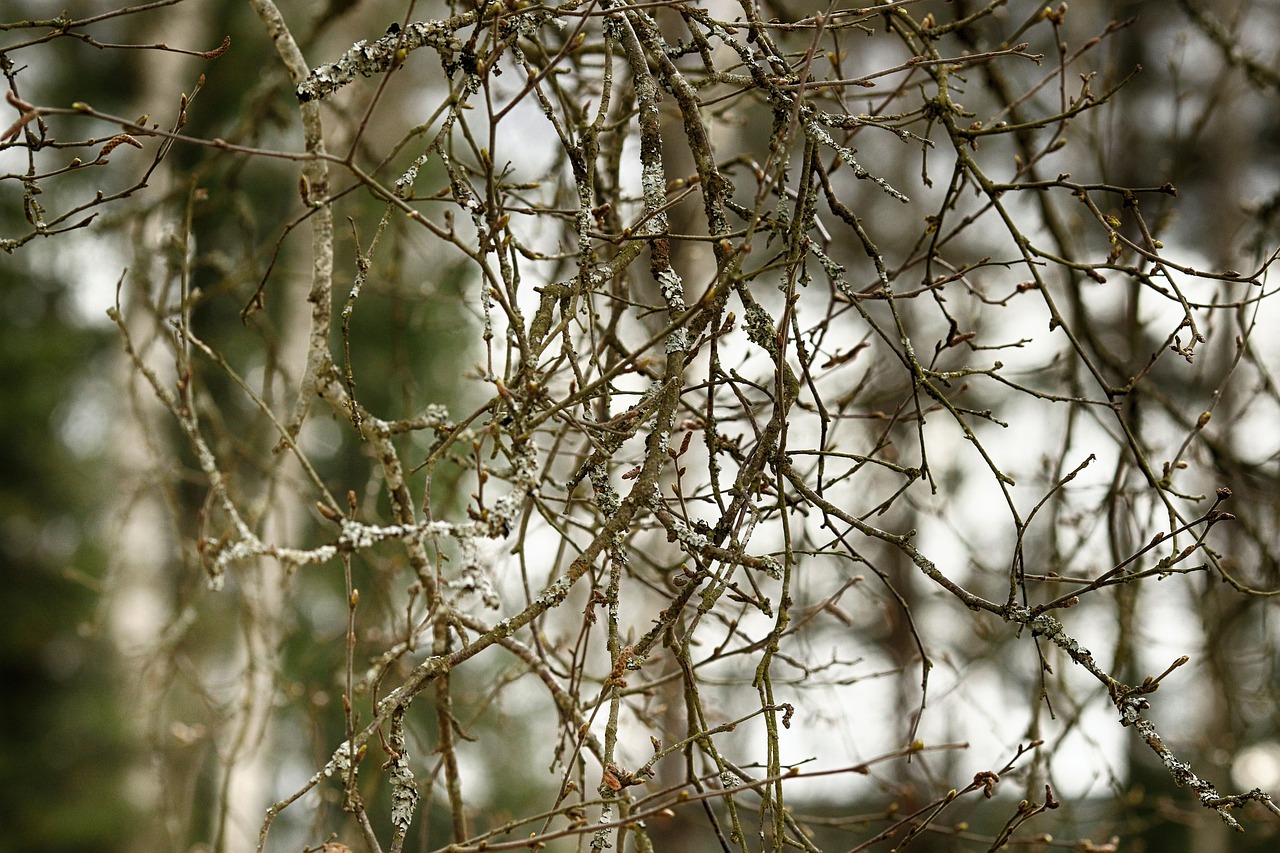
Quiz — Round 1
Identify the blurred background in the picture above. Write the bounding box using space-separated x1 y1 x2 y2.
2 1 1280 851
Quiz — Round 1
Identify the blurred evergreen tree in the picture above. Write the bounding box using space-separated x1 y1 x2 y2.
0 273 134 850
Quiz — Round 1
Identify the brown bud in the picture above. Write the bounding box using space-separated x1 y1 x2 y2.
316 502 343 522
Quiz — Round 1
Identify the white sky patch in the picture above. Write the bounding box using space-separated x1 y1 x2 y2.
298 412 344 462
35 231 130 328
54 377 114 458
1233 742 1280 792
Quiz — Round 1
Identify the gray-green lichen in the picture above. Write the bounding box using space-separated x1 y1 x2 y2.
297 20 464 102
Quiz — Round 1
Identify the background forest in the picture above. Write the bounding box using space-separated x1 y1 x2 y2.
3 1 1280 852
